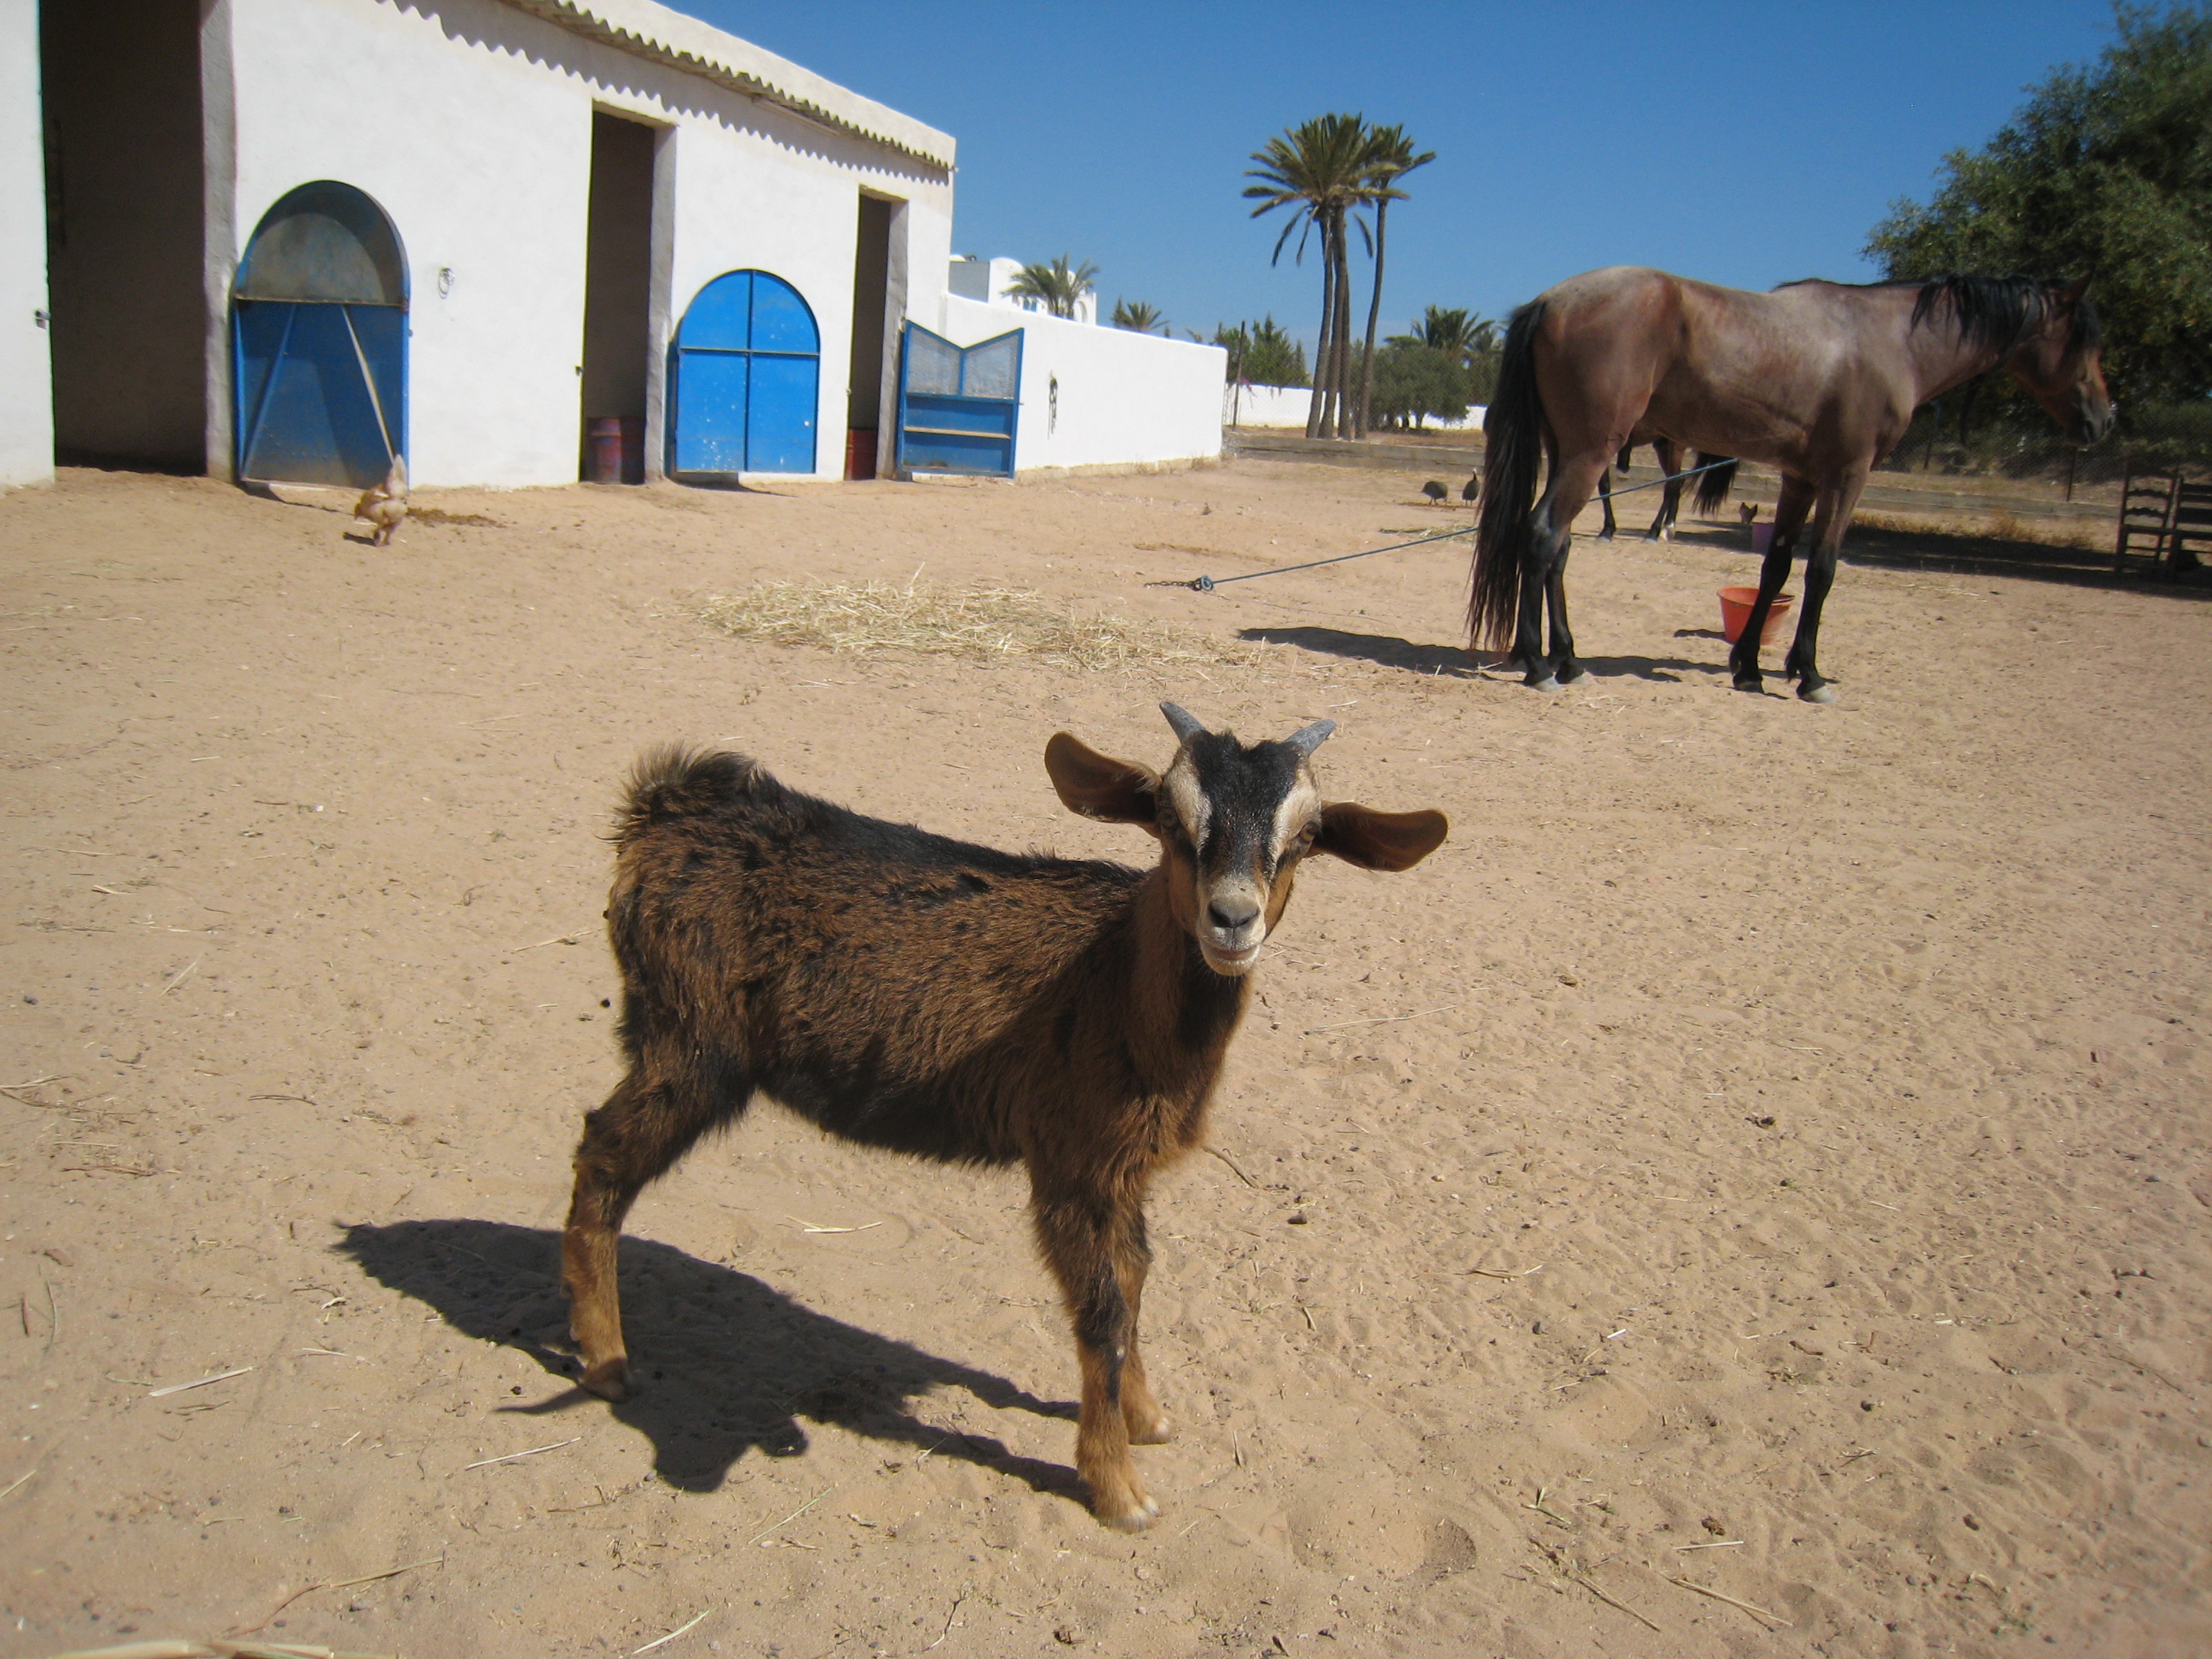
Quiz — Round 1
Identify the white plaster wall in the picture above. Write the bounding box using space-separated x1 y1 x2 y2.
940 295 1223 477
1223 385 1485 433
223 0 955 486
1223 383 1309 428
0 0 54 488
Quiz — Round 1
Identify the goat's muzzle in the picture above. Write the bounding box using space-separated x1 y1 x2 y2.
1197 886 1267 975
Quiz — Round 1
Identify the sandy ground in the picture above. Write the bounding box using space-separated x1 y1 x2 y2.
1 461 2208 1659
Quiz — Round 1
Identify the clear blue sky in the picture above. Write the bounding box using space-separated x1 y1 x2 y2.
676 0 2118 348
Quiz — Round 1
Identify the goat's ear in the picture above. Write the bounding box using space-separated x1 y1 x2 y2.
1313 802 1448 871
1045 732 1159 827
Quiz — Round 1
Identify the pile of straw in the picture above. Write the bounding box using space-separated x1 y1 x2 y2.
698 579 1259 672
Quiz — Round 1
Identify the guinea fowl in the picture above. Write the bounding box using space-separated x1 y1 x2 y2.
1421 480 1448 504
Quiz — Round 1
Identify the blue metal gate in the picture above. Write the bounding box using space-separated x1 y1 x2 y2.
669 270 819 477
232 181 407 488
895 323 1022 477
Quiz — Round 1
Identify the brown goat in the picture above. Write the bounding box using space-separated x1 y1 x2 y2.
562 704 1447 1529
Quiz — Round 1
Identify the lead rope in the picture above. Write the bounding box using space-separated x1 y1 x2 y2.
1146 457 1738 592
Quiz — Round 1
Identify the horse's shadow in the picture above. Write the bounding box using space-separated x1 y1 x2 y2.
1240 624 1711 683
336 1219 1081 1499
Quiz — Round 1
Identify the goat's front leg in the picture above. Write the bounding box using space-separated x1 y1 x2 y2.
1113 1208 1170 1446
1033 1192 1158 1532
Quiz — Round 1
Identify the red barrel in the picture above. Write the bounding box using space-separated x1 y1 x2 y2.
585 416 625 484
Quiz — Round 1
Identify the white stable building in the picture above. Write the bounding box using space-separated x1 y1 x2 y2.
1 0 1223 492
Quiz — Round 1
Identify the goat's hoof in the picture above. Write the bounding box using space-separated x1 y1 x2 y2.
580 1358 632 1402
1095 1493 1161 1532
1798 681 1837 704
1127 1413 1172 1446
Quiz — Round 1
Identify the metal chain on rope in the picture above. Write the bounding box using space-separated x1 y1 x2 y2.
1146 456 1739 593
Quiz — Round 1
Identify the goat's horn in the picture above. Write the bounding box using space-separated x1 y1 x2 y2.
1284 719 1335 755
1161 702 1207 742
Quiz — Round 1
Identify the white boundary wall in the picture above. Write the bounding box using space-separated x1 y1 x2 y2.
1223 383 1485 434
222 0 954 487
940 295 1224 477
0 0 53 489
1223 383 1308 428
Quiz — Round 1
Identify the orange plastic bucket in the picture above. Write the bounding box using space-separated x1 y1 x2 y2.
1718 586 1794 645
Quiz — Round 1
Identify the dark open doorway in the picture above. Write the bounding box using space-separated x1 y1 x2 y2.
845 194 895 480
40 0 207 472
580 111 657 483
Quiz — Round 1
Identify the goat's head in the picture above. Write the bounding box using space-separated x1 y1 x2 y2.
1044 703 1449 976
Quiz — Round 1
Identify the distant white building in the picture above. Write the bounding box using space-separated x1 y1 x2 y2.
2 0 1222 491
948 256 1099 327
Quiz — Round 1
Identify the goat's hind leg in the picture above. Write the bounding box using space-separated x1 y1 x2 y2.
563 1060 744 1401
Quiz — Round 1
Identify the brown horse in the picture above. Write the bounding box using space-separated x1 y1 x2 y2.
1595 433 1738 541
1470 269 2111 700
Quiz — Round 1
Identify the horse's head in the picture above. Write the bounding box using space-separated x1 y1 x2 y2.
2009 278 2113 444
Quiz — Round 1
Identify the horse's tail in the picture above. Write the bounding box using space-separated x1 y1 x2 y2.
1470 300 1548 652
1691 454 1738 515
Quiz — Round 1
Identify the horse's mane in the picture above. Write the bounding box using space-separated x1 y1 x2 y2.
1775 274 2100 354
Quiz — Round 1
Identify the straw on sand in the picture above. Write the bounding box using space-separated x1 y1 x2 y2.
698 579 1264 672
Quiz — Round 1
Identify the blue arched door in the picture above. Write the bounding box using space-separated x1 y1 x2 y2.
232 181 407 487
670 270 819 476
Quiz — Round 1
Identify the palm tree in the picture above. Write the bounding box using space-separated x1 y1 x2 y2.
1353 125 1434 438
1110 298 1166 334
1006 255 1099 320
1244 114 1371 439
1408 305 1480 362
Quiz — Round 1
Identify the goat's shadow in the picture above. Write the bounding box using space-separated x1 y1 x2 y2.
337 1219 1080 1499
1241 624 1709 683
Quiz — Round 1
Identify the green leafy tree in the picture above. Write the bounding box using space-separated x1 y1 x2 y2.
1215 317 1308 387
1245 113 1372 439
1353 125 1435 438
1865 3 2212 403
1110 298 1167 334
1007 254 1100 320
1370 341 1472 431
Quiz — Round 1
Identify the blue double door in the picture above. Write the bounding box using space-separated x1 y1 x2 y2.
895 323 1022 477
670 270 819 476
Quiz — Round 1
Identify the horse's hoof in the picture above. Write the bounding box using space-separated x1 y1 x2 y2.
1798 682 1837 704
1526 674 1560 692
1556 662 1587 685
1732 676 1765 695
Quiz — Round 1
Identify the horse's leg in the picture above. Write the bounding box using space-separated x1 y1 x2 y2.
1544 545 1582 683
1783 467 1869 703
1596 466 1617 540
1648 438 1681 541
1522 449 1610 688
1730 476 1815 693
